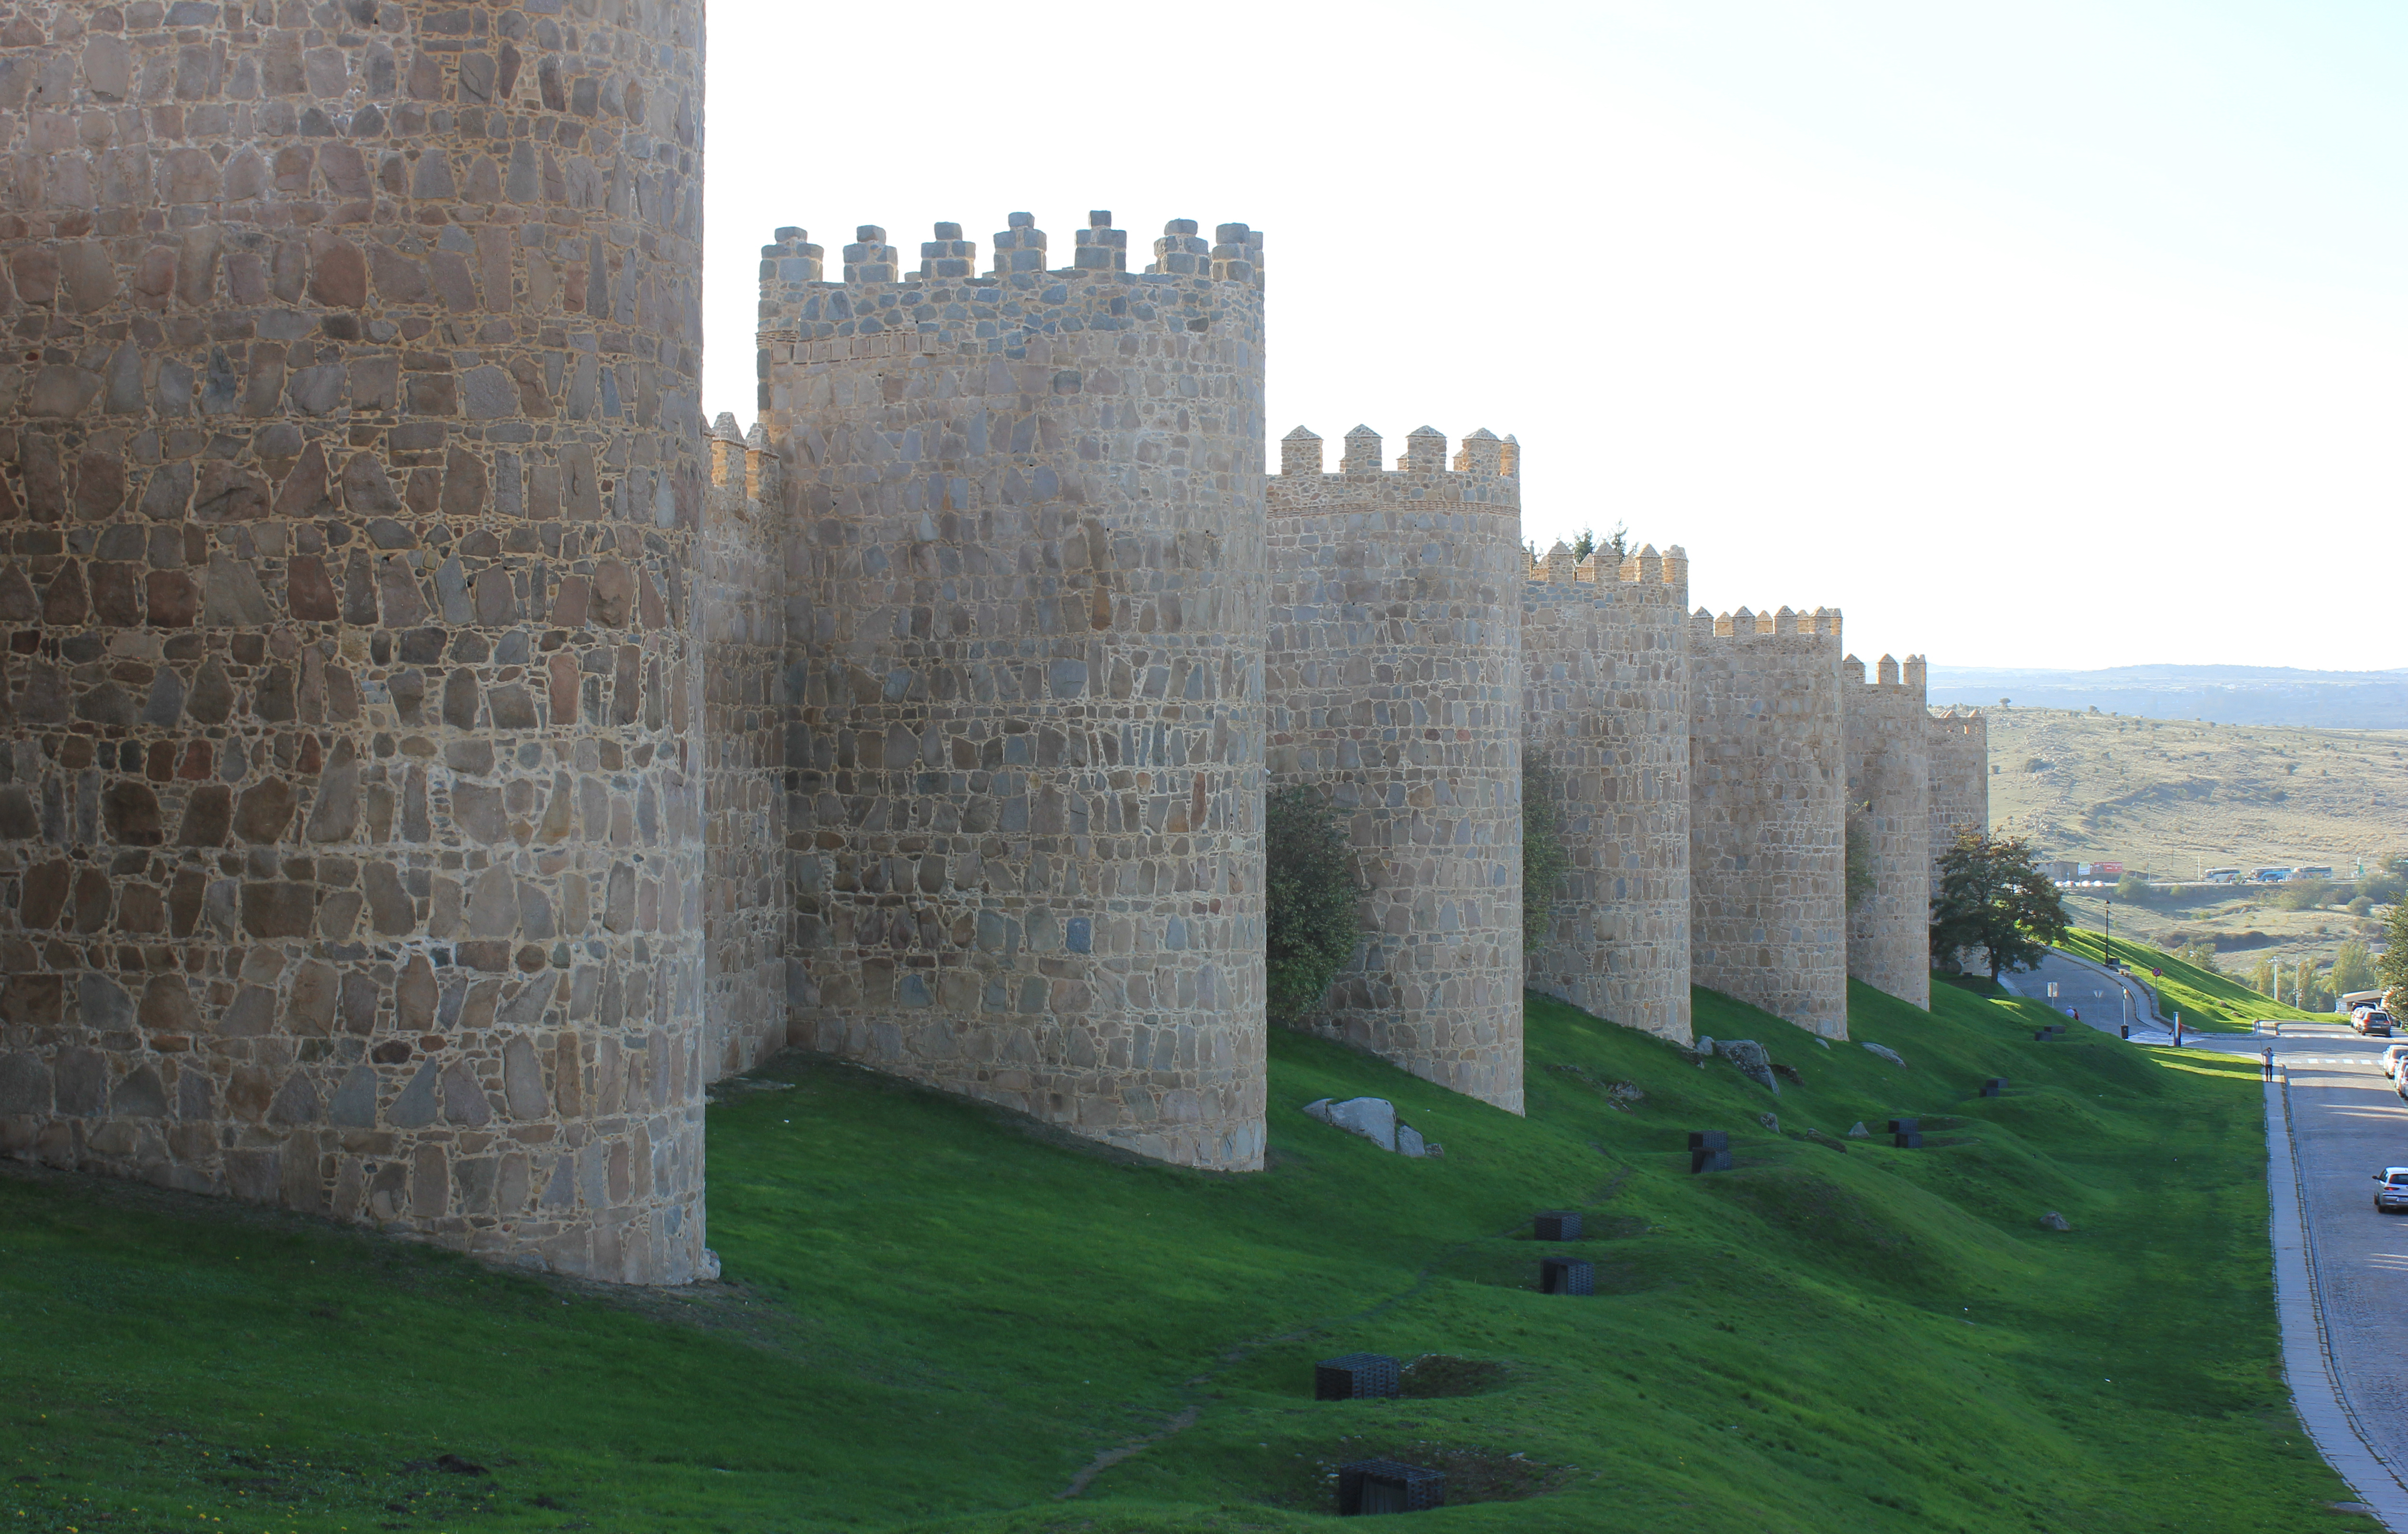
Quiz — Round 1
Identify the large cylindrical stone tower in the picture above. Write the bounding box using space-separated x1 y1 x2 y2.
1927 706 1989 893
764 214 1268 1170
1266 424 1524 1113
1843 653 1931 1009
0 0 711 1283
1523 541 1691 1042
1688 605 1849 1038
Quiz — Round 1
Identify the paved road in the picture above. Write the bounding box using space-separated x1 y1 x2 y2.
2194 1024 2408 1515
2001 950 2164 1038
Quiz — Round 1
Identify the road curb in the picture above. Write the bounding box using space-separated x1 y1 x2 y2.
2267 1071 2408 1529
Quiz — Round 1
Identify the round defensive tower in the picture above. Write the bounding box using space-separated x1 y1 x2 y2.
1842 653 1931 1010
762 214 1268 1170
0 2 712 1283
1523 541 1691 1042
1265 424 1524 1113
1688 605 1849 1038
1927 706 1989 896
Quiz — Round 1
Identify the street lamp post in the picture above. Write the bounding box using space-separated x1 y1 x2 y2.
2103 891 2113 971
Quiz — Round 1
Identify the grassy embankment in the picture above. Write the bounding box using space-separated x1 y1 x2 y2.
1 980 2344 1532
2057 930 2323 1032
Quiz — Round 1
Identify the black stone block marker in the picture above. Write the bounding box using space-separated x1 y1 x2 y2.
1540 1255 1595 1296
1888 1117 1922 1149
1689 1129 1730 1174
1981 1078 2006 1097
1316 1353 1401 1401
1339 1459 1446 1515
1533 1211 1582 1241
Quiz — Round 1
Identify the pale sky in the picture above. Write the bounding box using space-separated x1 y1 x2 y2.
701 1 2408 673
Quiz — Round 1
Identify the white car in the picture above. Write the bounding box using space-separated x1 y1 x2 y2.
2383 1044 2408 1083
2376 1168 2408 1214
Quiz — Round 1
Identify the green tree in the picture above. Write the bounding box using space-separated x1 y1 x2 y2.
2295 958 2331 1013
2114 872 2151 902
1522 758 1570 951
1931 830 2072 982
2380 897 2408 1007
2250 956 2275 997
1844 810 1874 912
1264 787 1365 1025
1567 521 1629 566
2333 939 2379 997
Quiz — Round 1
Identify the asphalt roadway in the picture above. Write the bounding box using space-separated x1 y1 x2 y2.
2184 1021 2408 1515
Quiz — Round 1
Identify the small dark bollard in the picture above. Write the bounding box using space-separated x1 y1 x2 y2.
1689 1130 1731 1174
1339 1459 1446 1515
1888 1117 1922 1149
1981 1078 2006 1097
1539 1256 1595 1296
2121 1024 2130 1040
2032 1029 2052 1042
1315 1353 1400 1401
1533 1211 1583 1242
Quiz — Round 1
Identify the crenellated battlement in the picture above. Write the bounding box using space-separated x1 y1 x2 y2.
1928 707 1989 741
1525 540 1689 609
1842 652 1929 693
1692 604 1845 645
1276 425 1520 510
704 411 780 522
755 213 1265 419
758 212 1263 333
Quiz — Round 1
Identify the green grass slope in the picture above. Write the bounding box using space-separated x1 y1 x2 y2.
2056 930 2321 1030
1 980 2343 1533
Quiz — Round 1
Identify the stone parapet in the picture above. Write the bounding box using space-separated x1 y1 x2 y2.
1688 606 1849 1037
0 0 714 1282
1842 654 1931 1009
764 213 1268 1170
1522 543 1690 1042
1267 425 1524 1113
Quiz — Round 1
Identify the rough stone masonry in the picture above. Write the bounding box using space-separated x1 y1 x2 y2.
0 0 1987 1280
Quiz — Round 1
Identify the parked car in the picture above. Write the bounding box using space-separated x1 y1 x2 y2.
2356 1010 2396 1038
2381 1044 2408 1082
2376 1169 2408 1213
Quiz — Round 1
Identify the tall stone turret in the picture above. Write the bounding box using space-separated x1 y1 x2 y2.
1928 706 1990 889
700 416 785 1079
1266 424 1524 1113
1689 606 1849 1037
1842 654 1931 1009
763 214 1268 1170
1523 542 1690 1042
0 1 713 1281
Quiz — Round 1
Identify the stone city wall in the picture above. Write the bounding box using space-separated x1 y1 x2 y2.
1522 541 1690 1043
1842 653 1930 1009
761 214 1269 1170
0 0 715 1283
1688 606 1849 1037
1927 706 1989 891
1266 424 1525 1112
699 413 784 1081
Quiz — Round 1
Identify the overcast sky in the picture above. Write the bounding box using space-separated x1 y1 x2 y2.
700 0 2407 673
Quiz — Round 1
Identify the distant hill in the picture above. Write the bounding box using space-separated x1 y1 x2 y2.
1983 707 2406 978
1929 665 2408 729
